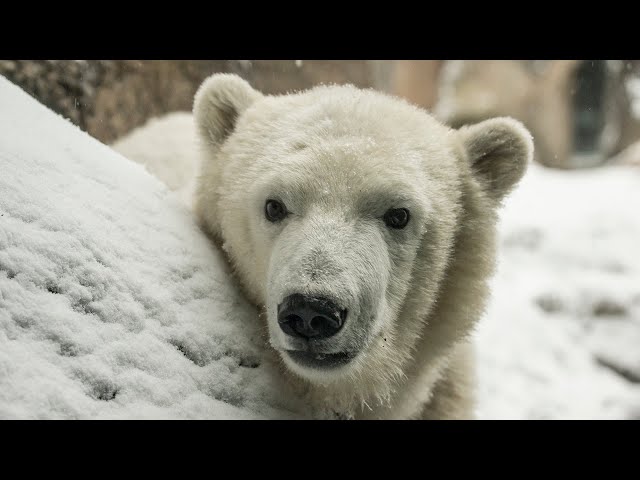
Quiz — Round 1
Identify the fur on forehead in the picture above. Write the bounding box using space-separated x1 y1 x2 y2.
193 74 532 214
193 74 455 159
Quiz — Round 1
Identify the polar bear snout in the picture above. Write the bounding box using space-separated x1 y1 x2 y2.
277 294 346 340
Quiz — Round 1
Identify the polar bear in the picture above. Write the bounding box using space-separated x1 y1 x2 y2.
111 112 199 207
188 74 533 420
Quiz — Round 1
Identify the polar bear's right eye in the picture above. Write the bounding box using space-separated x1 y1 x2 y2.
383 208 410 229
265 199 288 222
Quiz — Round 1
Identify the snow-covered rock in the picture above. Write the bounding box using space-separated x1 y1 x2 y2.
0 76 302 419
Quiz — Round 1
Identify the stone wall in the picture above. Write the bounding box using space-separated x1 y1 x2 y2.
0 60 380 144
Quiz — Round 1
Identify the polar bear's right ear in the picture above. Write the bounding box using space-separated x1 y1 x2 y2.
193 74 263 150
458 117 533 202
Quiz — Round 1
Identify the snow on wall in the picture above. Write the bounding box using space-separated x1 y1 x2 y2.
0 76 302 419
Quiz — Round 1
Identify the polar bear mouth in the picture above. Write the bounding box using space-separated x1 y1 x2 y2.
285 350 357 369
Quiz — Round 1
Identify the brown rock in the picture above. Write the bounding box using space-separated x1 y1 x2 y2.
0 60 380 145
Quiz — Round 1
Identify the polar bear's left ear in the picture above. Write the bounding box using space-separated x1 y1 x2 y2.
193 73 263 151
458 117 533 202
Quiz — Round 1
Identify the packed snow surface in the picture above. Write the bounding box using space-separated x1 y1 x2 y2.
1 76 639 419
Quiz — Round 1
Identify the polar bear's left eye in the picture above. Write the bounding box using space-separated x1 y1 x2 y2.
383 208 410 229
265 199 288 222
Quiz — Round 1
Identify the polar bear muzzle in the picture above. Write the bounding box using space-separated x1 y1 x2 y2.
277 294 356 369
277 294 347 340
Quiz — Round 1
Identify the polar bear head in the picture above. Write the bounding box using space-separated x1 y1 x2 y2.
193 74 532 408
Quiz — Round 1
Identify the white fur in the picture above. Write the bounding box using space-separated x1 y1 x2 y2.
111 112 199 208
117 74 533 419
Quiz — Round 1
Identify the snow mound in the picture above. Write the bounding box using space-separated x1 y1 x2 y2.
0 76 301 419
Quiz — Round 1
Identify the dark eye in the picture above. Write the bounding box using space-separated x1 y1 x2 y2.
265 199 288 222
383 208 410 229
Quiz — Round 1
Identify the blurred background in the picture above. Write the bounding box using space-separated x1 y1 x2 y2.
1 60 638 418
2 60 640 168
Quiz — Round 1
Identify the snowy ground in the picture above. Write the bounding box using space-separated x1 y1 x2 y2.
1 75 639 419
476 164 640 419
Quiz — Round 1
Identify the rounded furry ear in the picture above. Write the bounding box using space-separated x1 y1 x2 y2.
193 74 263 150
458 117 533 202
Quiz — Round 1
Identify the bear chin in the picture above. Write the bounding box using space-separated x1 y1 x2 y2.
279 348 366 386
284 350 357 370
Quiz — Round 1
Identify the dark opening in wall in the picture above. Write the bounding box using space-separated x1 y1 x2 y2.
572 60 607 154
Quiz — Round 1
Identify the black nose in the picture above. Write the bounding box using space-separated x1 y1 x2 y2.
278 294 346 340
